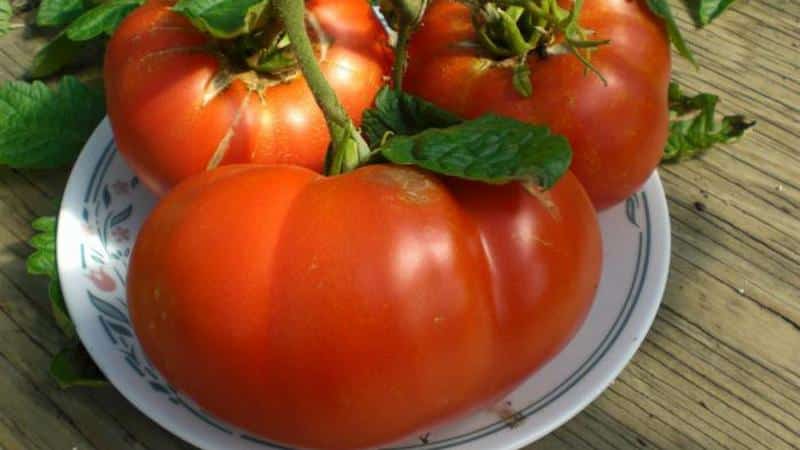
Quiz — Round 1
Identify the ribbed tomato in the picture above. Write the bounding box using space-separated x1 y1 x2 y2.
128 163 602 449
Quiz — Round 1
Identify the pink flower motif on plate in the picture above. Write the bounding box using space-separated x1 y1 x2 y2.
112 227 130 242
112 180 130 195
87 268 116 292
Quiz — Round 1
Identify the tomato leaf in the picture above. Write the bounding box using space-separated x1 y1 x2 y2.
65 0 143 41
662 82 755 162
380 114 572 189
50 343 108 389
27 216 57 277
0 0 11 38
365 90 571 189
172 0 270 39
696 0 736 26
48 278 75 339
646 0 696 66
0 76 105 168
361 86 462 147
27 216 76 339
29 33 88 79
37 0 90 27
28 216 103 389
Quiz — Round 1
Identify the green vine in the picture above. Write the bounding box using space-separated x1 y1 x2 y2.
275 0 371 175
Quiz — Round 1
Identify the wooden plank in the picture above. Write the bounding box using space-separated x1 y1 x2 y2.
0 417 31 450
0 169 194 450
0 346 98 450
0 0 798 449
0 25 39 82
547 406 651 449
534 0 800 447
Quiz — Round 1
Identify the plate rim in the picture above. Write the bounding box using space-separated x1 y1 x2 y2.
57 117 671 450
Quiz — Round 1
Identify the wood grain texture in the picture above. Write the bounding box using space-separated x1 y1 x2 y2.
0 0 798 449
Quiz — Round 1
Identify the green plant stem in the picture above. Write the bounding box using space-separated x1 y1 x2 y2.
386 0 429 89
393 29 410 90
275 0 369 175
275 0 349 132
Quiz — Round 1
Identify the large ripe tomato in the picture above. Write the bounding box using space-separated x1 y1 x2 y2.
404 0 671 209
128 164 602 449
105 0 391 195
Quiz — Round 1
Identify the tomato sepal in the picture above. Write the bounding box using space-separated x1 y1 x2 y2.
467 0 610 96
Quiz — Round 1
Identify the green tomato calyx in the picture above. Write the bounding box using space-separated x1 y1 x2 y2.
466 0 609 96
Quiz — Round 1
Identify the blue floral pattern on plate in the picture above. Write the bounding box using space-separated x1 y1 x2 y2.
58 119 671 450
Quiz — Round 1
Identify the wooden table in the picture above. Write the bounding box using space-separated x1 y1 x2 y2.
0 1 797 449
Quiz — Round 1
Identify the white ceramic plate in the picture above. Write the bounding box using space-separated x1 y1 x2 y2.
58 118 670 450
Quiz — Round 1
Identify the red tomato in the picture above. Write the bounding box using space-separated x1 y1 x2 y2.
104 0 391 195
404 0 671 209
128 164 602 449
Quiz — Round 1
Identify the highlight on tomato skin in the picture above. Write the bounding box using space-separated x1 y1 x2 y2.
403 0 672 210
127 163 602 450
104 0 392 196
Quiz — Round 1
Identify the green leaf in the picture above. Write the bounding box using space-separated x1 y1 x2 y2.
29 231 56 251
380 114 572 189
0 76 105 168
27 216 93 383
27 216 76 339
37 0 90 27
662 81 755 162
646 0 696 65
696 0 736 26
361 87 462 147
29 33 87 79
49 278 75 339
65 0 143 41
50 343 108 389
172 0 270 39
0 0 11 38
363 90 571 189
32 216 56 234
27 216 56 276
26 245 56 276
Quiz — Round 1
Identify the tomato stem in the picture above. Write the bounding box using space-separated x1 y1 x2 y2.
275 0 349 129
381 0 430 89
393 30 411 90
275 0 371 175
